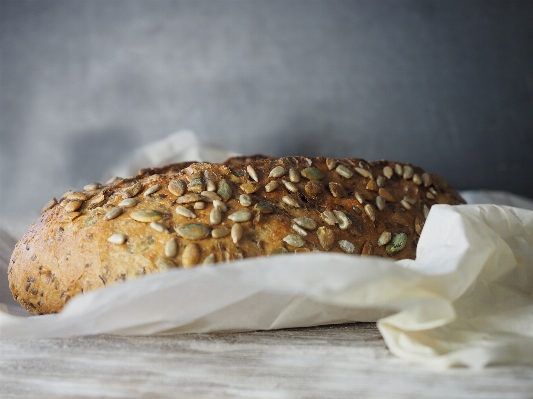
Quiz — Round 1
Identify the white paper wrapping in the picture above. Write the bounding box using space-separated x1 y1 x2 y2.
1 131 532 370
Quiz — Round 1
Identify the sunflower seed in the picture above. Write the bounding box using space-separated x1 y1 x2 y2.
269 166 286 178
376 175 386 188
403 195 416 205
412 174 422 185
328 182 345 198
213 200 227 212
231 223 243 244
354 191 365 204
168 179 186 196
333 210 351 230
121 183 143 199
165 238 178 257
246 165 259 182
335 164 353 178
426 192 435 199
66 192 88 201
364 204 376 221
282 180 299 193
265 181 279 192
361 241 373 256
64 200 83 212
206 179 216 192
269 247 288 255
119 198 137 208
429 187 438 195
194 201 206 209
283 234 305 248
289 168 300 183
254 202 275 213
104 207 123 220
176 223 210 240
321 210 338 225
210 207 222 224
282 196 300 207
403 165 414 179
228 210 252 222
338 240 355 254
130 209 163 222
211 227 230 238
377 231 392 247
355 167 372 178
177 194 203 204
421 173 432 187
386 232 408 255
423 204 430 219
203 253 216 265
383 166 393 179
106 176 121 185
238 194 252 207
41 197 58 214
300 167 325 180
175 206 196 218
87 193 106 209
304 180 323 197
293 216 317 230
326 158 337 170
201 191 222 202
376 196 386 211
84 182 101 191
150 221 166 233
144 184 161 196
182 243 200 268
378 188 396 203
394 164 403 176
292 223 308 236
217 180 232 201
400 199 411 210
317 227 334 250
107 233 126 244
415 217 424 235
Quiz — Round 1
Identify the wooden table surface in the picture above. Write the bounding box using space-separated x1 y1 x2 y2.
1 322 532 399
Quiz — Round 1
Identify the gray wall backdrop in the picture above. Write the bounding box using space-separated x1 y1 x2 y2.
1 0 533 236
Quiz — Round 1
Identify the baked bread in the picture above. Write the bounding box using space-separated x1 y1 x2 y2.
8 156 465 315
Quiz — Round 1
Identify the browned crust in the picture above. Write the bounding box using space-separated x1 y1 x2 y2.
8 156 464 315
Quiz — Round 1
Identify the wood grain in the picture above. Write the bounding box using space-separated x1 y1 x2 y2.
1 323 533 399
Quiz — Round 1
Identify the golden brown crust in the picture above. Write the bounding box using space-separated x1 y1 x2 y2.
8 156 465 315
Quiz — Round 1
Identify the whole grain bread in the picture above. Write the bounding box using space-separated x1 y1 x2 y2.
8 156 465 315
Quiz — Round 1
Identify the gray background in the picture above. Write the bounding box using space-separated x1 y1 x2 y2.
1 0 532 236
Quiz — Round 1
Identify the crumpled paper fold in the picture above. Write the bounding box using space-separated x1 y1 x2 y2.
1 131 532 370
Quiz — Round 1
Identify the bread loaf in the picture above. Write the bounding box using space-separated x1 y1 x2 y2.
8 156 465 314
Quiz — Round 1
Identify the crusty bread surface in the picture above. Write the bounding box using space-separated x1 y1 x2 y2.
8 156 465 315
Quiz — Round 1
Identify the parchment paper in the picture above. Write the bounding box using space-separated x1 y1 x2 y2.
1 131 532 369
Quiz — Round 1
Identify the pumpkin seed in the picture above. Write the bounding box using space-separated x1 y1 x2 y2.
228 210 252 222
165 238 178 257
217 180 232 201
182 243 200 268
328 182 345 198
282 196 300 207
383 166 393 179
176 223 210 240
355 167 372 178
269 247 288 255
386 232 408 255
317 227 334 250
231 223 243 244
364 204 376 221
246 165 259 182
87 193 106 209
282 180 299 193
300 167 325 180
188 178 204 193
210 207 222 224
239 194 252 206
150 221 166 233
289 168 300 183
269 166 286 178
375 196 386 211
66 192 88 201
326 158 337 170
144 184 161 196
283 234 305 248
377 231 392 247
333 210 351 230
335 164 353 179
240 182 260 194
119 198 137 208
105 207 123 220
107 233 126 244
177 194 203 204
176 206 196 218
293 216 317 230
265 181 279 192
254 202 275 214
130 209 163 222
168 179 186 196
211 228 230 238
338 240 355 254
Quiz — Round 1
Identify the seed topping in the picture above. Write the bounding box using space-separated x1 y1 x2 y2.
317 227 335 251
176 223 210 240
165 238 178 258
194 201 206 210
326 158 337 170
105 207 123 221
239 194 252 207
84 182 101 191
246 165 259 182
210 207 222 225
119 198 137 208
394 164 403 176
282 196 300 208
335 164 353 178
231 223 243 244
378 188 396 203
107 233 126 245
64 200 83 212
386 232 408 255
228 210 252 222
333 210 351 230
168 179 186 196
321 210 338 226
201 191 222 202
217 180 232 201
377 231 392 247
130 209 163 222
182 243 200 268
282 180 299 193
144 184 161 196
269 166 286 178
265 181 279 192
211 228 230 238
206 179 216 192
213 200 227 212
383 166 393 179
421 173 432 187
328 182 345 198
288 168 300 183
293 216 317 230
254 202 275 214
269 247 288 255
150 221 166 233
283 234 305 248
338 240 355 254
240 182 260 194
364 204 376 221
177 194 203 204
355 167 372 178
304 180 323 197
176 206 196 218
121 183 143 199
376 196 386 211
300 167 325 180
292 223 308 236
403 165 414 179
41 198 58 214
203 253 216 265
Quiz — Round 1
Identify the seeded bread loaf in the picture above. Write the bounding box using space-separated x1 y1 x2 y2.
8 156 465 315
